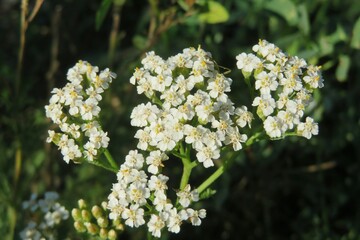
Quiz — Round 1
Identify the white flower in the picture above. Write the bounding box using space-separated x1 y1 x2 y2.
61 139 82 163
252 94 276 117
89 130 109 149
84 142 97 161
196 143 220 168
44 203 69 227
211 112 233 135
150 73 172 92
236 53 261 73
297 117 319 139
127 182 150 206
155 132 177 151
121 204 145 227
125 150 144 169
146 151 168 174
184 125 206 149
303 65 324 89
166 208 183 233
148 214 166 238
80 98 100 120
207 74 232 98
19 221 41 240
131 103 160 127
234 106 253 128
81 121 100 136
134 128 153 150
263 116 284 138
280 73 302 94
176 184 199 207
153 192 171 212
224 126 247 151
182 208 206 226
97 68 116 89
147 174 169 193
277 110 298 130
252 39 281 62
86 86 103 102
255 71 278 94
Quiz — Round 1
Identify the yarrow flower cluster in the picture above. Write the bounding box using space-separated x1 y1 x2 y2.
130 48 252 165
45 61 116 163
236 39 324 139
20 192 69 240
45 39 324 239
109 46 255 237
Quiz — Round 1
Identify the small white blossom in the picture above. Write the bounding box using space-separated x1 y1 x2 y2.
297 117 319 139
148 214 166 238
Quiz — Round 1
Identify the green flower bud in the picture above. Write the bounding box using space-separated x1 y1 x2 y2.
85 222 99 235
78 199 87 209
97 217 109 228
71 208 82 221
101 201 108 210
99 228 108 239
74 221 86 233
108 229 117 240
81 209 92 222
113 219 124 231
91 205 103 219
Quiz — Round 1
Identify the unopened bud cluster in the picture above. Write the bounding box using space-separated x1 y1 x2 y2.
72 199 122 239
236 39 323 139
45 61 116 163
20 192 69 240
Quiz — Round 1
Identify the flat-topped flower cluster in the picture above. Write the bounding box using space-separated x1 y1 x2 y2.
45 61 116 163
20 192 69 240
44 39 324 239
107 42 324 238
237 39 324 139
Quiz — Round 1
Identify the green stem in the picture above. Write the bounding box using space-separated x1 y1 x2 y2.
196 163 225 194
104 149 118 170
197 132 265 194
179 159 197 190
245 131 263 147
87 159 117 173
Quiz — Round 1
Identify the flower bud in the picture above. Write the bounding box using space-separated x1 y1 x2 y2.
78 199 87 209
101 201 108 210
108 229 117 240
91 205 103 219
97 217 109 228
99 228 108 239
81 209 92 222
71 208 82 221
113 219 124 230
85 222 99 235
74 221 86 233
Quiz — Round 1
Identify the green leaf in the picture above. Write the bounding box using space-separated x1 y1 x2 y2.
132 35 147 50
198 1 229 24
95 0 113 31
264 0 298 26
199 188 217 200
351 17 360 49
336 55 350 82
298 4 310 35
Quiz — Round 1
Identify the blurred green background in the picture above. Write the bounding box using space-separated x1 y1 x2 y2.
1 0 360 239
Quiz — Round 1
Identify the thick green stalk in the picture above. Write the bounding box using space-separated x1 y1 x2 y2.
179 159 197 190
177 143 197 190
